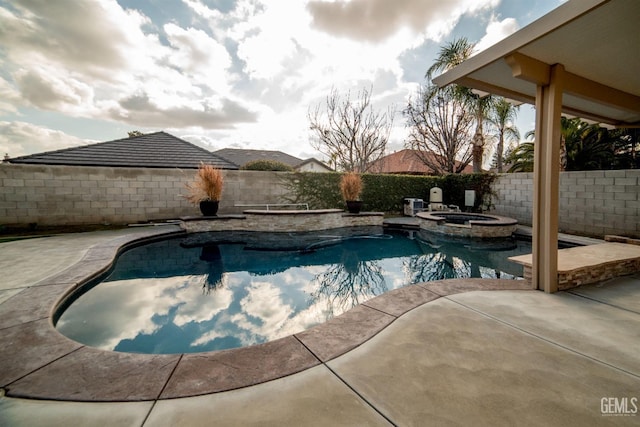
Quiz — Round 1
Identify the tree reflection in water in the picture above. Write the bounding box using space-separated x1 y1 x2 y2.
309 247 388 317
199 244 227 294
405 252 473 283
405 235 507 283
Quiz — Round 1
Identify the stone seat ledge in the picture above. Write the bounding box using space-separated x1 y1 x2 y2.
243 208 342 215
180 214 246 221
417 212 519 227
509 242 640 290
241 209 383 217
510 242 640 272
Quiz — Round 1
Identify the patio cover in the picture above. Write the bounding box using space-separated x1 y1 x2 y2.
433 0 640 292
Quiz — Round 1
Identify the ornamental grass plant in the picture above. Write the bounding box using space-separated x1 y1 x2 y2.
185 162 224 204
340 172 363 201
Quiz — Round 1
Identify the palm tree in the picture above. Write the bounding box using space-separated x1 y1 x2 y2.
426 38 475 78
563 119 614 170
426 37 493 173
559 116 585 171
470 95 494 173
525 117 598 170
612 128 640 169
488 99 521 172
506 142 534 172
510 118 616 172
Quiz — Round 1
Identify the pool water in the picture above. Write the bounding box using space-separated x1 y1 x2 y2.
55 229 531 354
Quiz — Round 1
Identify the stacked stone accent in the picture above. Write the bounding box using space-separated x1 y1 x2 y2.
180 210 384 233
509 242 640 291
557 259 640 290
416 212 517 238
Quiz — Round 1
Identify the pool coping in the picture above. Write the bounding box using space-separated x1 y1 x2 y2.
416 212 519 227
0 227 534 402
415 212 519 238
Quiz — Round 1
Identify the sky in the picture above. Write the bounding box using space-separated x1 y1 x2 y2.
0 0 565 163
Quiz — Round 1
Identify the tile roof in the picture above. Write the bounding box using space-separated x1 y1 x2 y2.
213 148 303 168
6 132 237 169
369 149 474 175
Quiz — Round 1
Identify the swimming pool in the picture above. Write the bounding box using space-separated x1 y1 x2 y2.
55 228 530 354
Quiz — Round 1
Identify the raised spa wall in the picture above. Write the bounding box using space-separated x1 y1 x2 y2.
180 209 385 233
416 212 518 239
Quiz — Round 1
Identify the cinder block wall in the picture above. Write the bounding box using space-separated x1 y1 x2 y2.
3 163 639 238
0 164 291 226
492 170 640 238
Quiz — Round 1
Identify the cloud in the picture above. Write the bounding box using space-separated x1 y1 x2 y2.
0 0 254 132
112 92 257 129
307 0 499 43
0 0 152 79
178 133 229 151
226 1 312 81
228 273 331 344
0 76 22 114
474 17 520 53
15 67 95 112
57 274 237 351
174 279 233 327
56 276 202 350
164 23 234 90
0 0 545 161
0 121 91 158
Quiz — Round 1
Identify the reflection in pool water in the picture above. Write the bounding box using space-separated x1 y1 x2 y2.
55 230 530 354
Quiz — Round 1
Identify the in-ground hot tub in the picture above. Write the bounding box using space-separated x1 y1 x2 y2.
416 211 518 238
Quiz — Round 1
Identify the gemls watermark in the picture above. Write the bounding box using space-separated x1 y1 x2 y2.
601 397 638 416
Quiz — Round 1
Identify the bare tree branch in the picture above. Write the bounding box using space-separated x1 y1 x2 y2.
404 84 474 174
309 87 393 172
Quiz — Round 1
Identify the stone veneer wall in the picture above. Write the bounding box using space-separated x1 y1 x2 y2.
556 259 640 290
416 213 517 238
418 221 517 239
515 255 640 291
0 163 291 226
492 170 640 238
180 210 384 233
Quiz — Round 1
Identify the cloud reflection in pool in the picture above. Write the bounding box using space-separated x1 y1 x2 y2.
55 231 530 354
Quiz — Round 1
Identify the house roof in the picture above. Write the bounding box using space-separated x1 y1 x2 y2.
433 0 640 127
296 157 333 171
369 149 474 175
6 131 237 169
213 148 303 168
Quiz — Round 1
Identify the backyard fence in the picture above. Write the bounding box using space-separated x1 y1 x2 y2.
0 164 288 226
1 163 638 238
492 170 640 238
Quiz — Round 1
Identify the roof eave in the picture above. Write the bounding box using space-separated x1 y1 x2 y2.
432 0 609 89
432 0 640 127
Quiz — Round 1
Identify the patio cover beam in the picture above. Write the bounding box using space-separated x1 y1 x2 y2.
505 52 640 126
533 64 564 293
431 0 640 292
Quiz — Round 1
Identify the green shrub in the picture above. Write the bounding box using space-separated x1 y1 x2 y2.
282 172 498 213
241 160 294 171
280 172 343 209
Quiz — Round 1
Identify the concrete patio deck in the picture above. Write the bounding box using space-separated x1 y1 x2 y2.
0 227 638 426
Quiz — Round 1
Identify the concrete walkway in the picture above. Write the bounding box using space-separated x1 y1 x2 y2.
0 228 638 426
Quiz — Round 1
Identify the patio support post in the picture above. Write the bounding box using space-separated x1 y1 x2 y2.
532 63 565 293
